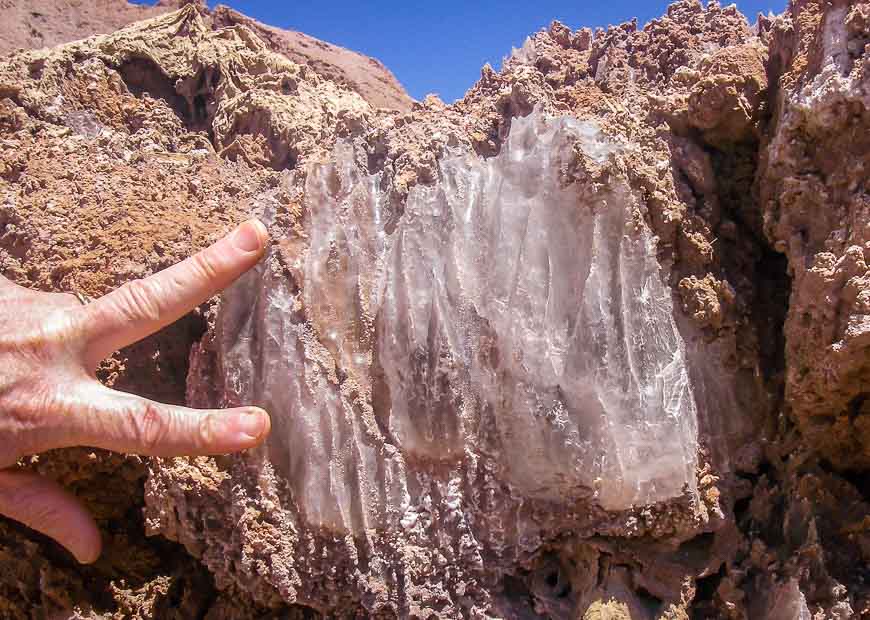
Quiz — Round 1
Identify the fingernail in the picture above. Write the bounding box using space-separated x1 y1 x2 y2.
77 546 101 565
236 407 270 442
232 219 268 253
74 531 102 565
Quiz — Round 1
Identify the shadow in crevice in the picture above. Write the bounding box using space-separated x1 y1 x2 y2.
118 56 217 139
708 133 791 426
691 563 727 620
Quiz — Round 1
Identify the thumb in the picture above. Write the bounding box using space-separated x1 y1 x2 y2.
0 469 101 564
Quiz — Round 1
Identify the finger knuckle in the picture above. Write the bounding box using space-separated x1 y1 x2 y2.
1 388 41 427
0 474 20 504
190 252 221 284
118 278 163 325
130 402 170 453
197 414 215 449
0 383 59 460
25 495 66 533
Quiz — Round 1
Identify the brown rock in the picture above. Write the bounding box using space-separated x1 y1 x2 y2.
0 0 413 112
210 5 413 112
0 0 869 618
760 0 870 469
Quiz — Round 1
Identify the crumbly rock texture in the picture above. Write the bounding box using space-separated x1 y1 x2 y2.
0 0 868 618
0 0 412 112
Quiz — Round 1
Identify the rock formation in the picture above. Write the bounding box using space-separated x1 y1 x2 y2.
0 0 413 111
0 0 868 618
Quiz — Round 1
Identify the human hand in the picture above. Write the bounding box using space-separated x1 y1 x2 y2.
0 219 271 564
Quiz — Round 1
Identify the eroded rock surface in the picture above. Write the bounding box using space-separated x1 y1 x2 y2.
147 2 771 616
0 0 413 112
156 112 715 613
0 0 869 618
761 0 870 469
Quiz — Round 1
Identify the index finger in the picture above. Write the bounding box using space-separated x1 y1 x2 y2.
80 219 267 365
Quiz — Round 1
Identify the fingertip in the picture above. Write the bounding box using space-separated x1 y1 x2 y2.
74 526 102 565
0 470 103 566
203 407 271 453
64 497 102 565
232 219 269 255
255 407 272 442
238 407 271 444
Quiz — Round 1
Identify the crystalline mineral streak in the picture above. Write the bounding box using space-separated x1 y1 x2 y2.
218 111 700 536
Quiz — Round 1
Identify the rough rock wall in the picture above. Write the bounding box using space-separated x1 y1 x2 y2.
0 0 413 112
761 0 870 469
0 6 367 618
0 0 868 618
733 1 870 617
145 2 774 616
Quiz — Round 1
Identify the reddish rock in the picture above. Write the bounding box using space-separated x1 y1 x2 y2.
0 1 868 618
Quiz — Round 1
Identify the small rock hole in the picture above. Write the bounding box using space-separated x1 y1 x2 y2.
545 570 559 588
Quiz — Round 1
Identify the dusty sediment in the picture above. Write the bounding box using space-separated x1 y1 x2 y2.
0 1 868 618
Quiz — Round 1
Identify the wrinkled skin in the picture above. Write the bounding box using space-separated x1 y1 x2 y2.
0 219 271 564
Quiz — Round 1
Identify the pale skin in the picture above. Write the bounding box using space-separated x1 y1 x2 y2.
0 219 272 564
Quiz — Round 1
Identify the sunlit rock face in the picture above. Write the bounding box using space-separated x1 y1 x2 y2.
215 112 700 539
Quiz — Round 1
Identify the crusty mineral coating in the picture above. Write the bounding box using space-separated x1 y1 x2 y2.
738 1 870 615
208 4 414 112
148 1 770 616
1 0 869 617
0 7 307 617
160 111 743 613
761 0 870 470
0 0 413 113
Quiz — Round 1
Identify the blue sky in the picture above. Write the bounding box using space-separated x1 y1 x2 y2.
139 1 787 102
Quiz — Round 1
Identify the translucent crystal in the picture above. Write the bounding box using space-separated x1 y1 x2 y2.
374 114 697 509
218 111 700 535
